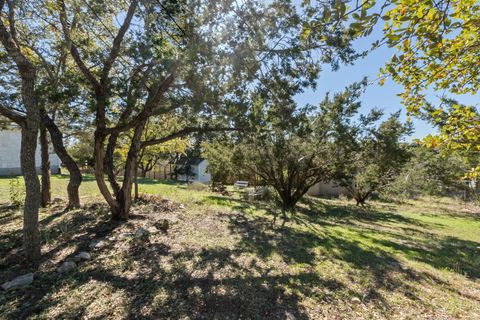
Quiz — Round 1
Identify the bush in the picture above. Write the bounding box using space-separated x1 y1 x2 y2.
9 177 25 207
243 186 277 203
187 182 208 191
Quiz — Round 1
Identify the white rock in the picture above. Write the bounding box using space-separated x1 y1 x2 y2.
146 226 159 234
89 240 107 249
351 297 362 304
117 233 132 240
1 273 34 291
57 261 77 273
284 311 296 320
74 252 91 261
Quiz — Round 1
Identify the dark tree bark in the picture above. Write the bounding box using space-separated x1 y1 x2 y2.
111 120 145 220
104 132 122 196
40 110 82 209
0 2 41 262
40 125 51 207
134 161 139 202
21 108 41 262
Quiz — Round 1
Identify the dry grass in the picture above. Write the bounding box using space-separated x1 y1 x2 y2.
1 176 480 319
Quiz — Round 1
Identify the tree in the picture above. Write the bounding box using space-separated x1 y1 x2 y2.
235 82 371 223
203 139 238 188
385 145 468 199
0 0 41 262
333 112 412 205
0 0 85 210
40 125 51 207
382 0 480 167
382 0 480 111
137 117 188 178
54 0 366 220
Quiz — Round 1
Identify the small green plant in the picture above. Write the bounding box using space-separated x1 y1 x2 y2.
187 182 208 191
9 177 25 207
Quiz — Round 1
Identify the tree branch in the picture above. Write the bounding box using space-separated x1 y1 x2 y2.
0 105 26 125
57 0 101 92
0 2 35 76
141 127 242 148
101 0 138 86
105 72 176 135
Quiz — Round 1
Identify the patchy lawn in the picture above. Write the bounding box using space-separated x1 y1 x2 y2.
1 176 480 319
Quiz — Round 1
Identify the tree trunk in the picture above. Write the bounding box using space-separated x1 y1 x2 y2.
41 110 82 209
112 161 135 220
94 130 119 212
104 132 121 196
20 77 42 263
134 161 139 202
40 125 51 207
112 122 145 220
0 16 42 263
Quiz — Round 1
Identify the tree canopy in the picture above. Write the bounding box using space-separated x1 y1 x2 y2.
382 0 480 172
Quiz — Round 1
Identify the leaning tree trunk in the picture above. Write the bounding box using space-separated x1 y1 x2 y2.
112 122 145 220
40 125 51 207
93 129 120 214
41 110 82 209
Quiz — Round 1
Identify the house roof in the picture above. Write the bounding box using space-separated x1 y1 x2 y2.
175 157 205 166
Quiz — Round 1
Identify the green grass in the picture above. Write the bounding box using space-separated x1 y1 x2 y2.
1 175 479 319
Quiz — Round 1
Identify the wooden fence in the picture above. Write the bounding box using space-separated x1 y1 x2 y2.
143 164 174 180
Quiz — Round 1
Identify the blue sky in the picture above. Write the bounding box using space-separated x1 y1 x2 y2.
293 26 478 141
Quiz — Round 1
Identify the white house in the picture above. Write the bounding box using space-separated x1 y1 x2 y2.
175 157 211 183
0 129 61 176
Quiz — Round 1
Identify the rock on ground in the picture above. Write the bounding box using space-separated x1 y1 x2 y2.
1 273 34 291
89 240 107 249
284 311 296 320
134 228 149 239
146 226 159 234
57 261 77 273
74 252 91 262
117 233 132 240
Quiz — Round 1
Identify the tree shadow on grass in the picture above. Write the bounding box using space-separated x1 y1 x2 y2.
0 205 24 268
219 212 430 311
4 234 341 319
0 202 118 281
201 194 479 281
300 197 438 228
2 196 480 319
54 174 97 182
299 198 480 279
137 177 186 187
221 211 480 309
1 199 343 319
0 205 20 225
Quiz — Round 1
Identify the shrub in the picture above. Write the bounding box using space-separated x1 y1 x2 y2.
9 177 25 207
187 182 208 191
